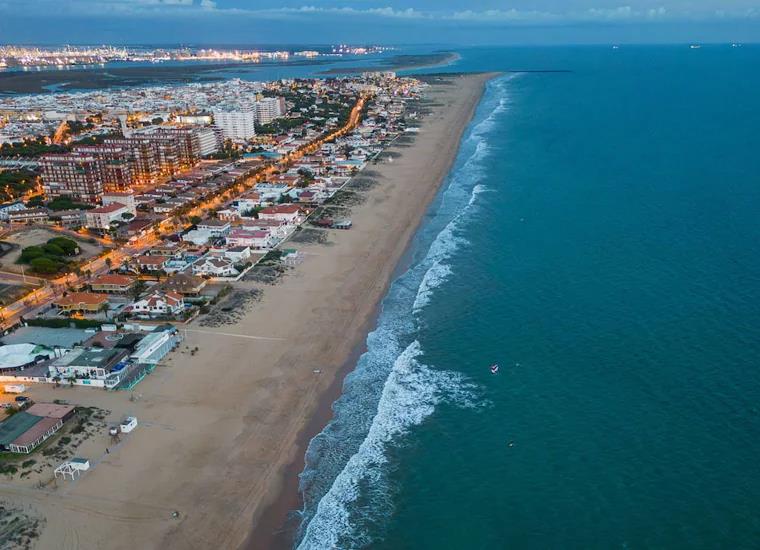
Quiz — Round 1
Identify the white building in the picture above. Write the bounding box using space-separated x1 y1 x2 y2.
102 192 137 216
213 109 256 140
255 97 285 124
85 202 131 230
129 291 185 318
196 127 221 157
0 201 26 221
193 257 239 278
226 229 274 250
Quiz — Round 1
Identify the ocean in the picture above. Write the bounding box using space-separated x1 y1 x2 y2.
294 44 760 549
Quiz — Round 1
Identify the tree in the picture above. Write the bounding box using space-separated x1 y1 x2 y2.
29 257 61 274
130 279 147 302
121 212 135 221
105 257 113 269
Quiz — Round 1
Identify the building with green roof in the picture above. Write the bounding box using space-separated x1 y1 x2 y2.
0 412 43 450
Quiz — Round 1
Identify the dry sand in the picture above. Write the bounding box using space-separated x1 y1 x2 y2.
1 72 494 550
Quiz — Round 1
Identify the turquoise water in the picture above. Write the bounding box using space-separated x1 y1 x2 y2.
296 45 760 549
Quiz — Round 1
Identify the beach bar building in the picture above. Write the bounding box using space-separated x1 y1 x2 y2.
0 403 74 454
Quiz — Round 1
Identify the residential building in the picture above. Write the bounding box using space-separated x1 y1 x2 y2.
255 97 285 124
258 204 302 224
196 127 221 156
40 153 103 202
193 257 239 278
223 245 252 263
76 143 133 190
85 202 131 230
213 109 256 140
90 274 135 293
54 292 109 313
135 255 167 272
102 191 137 215
159 273 207 296
226 229 273 250
129 291 184 317
196 219 231 237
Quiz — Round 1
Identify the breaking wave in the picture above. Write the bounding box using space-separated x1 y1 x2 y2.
295 75 513 549
298 341 478 549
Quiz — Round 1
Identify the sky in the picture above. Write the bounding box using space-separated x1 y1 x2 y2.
0 0 758 45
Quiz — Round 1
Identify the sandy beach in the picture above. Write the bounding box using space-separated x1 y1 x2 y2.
3 72 493 550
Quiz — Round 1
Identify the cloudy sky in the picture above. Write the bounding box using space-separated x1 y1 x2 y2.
0 0 758 44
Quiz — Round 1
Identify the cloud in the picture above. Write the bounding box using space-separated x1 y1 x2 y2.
1 1 758 24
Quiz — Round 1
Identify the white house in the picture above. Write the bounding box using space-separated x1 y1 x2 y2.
182 229 212 246
240 219 290 240
258 204 302 224
196 219 231 237
193 257 239 278
129 291 185 317
224 245 252 263
226 229 274 250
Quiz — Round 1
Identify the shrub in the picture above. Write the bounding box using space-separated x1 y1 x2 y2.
26 318 102 329
29 257 62 274
48 237 78 255
43 243 65 257
19 246 45 262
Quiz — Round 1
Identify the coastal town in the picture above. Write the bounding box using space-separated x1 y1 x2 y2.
0 67 431 546
0 44 391 70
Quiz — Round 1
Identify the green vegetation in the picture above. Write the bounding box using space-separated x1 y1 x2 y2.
70 131 120 147
255 116 306 135
0 169 38 203
0 137 67 158
45 196 95 211
207 139 243 160
259 249 283 266
17 237 79 274
25 317 102 329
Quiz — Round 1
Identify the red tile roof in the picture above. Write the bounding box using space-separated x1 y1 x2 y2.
55 292 108 307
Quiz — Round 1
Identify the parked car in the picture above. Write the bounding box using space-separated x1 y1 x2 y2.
14 395 31 404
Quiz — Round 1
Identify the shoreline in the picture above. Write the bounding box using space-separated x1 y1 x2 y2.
247 71 497 550
5 72 496 550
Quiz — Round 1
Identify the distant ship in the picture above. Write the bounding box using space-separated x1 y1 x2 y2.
690 44 701 49
612 45 620 50
731 43 742 48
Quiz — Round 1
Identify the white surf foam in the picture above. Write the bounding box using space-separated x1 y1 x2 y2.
297 341 478 550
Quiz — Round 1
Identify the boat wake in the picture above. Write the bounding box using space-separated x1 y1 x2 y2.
295 75 513 549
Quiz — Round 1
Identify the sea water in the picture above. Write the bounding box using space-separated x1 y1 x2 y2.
296 45 760 549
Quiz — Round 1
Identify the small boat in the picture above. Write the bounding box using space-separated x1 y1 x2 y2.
490 363 499 374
